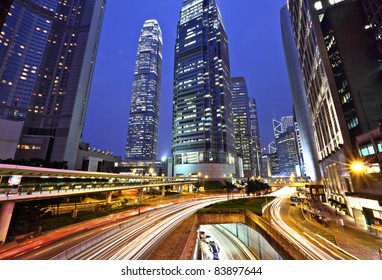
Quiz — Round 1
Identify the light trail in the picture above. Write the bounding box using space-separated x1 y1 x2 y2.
69 197 226 260
268 187 357 260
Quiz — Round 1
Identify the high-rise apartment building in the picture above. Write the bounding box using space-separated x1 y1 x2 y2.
286 0 382 222
126 19 162 161
0 0 106 169
172 0 236 179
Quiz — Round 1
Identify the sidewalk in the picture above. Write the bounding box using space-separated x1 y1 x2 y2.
307 201 382 260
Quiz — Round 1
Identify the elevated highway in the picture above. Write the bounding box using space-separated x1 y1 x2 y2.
0 164 196 243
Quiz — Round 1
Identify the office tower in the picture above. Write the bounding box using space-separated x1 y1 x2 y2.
172 0 236 179
261 152 279 177
276 126 300 177
231 77 254 178
280 115 294 132
287 0 382 216
272 119 282 139
249 98 262 177
280 4 321 182
0 0 106 169
126 19 162 161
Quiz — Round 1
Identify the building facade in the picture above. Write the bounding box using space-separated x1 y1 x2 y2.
172 0 236 179
0 0 106 169
287 0 382 219
276 126 300 177
280 4 322 183
231 77 254 178
126 19 163 161
249 97 262 177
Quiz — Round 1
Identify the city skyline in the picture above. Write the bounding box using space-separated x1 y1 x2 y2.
82 0 293 160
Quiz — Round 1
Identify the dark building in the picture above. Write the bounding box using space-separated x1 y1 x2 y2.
0 0 106 169
172 0 236 179
126 19 163 161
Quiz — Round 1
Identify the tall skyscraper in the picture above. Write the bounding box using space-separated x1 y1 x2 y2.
231 77 254 178
287 0 382 220
126 19 162 161
276 126 300 177
249 97 262 177
172 0 236 179
280 4 321 182
280 115 294 132
0 0 106 169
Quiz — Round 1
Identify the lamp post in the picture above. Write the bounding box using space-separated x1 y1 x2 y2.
138 176 143 215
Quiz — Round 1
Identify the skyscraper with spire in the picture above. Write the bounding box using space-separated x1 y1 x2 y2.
172 0 236 179
126 19 163 161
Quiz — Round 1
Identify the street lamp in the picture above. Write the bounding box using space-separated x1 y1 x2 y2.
350 162 365 173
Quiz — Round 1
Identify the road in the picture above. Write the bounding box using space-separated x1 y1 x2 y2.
0 197 218 260
199 225 258 260
69 198 226 260
268 187 358 260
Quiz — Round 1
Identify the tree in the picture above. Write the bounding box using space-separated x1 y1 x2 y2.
245 179 271 196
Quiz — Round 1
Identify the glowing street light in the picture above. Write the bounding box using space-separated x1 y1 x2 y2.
351 162 365 172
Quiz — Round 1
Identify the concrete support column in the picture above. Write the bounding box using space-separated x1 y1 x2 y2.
106 191 113 204
0 202 15 244
161 186 165 197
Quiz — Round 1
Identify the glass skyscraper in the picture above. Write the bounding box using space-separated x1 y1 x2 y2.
172 0 236 179
0 0 106 169
231 77 256 178
249 97 262 177
125 19 162 161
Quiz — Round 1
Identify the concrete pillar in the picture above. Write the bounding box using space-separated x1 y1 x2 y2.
161 186 166 197
106 191 113 204
0 202 15 244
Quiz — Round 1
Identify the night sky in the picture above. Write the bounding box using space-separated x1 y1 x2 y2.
82 0 293 160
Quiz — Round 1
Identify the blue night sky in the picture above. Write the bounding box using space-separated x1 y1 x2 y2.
82 0 293 160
